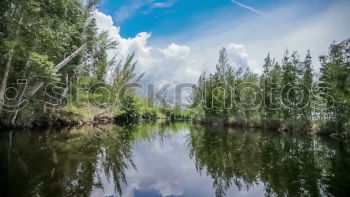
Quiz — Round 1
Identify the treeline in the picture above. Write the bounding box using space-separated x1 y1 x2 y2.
0 0 144 127
191 41 350 136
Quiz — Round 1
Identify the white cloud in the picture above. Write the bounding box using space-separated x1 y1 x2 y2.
119 130 215 197
155 0 350 74
93 0 350 88
160 43 191 58
243 1 350 72
226 43 251 69
93 10 253 87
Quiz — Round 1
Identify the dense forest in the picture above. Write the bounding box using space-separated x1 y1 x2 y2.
0 0 349 137
191 41 350 136
0 0 144 127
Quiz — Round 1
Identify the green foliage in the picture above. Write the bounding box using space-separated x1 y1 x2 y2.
0 0 98 124
112 53 145 93
260 54 282 128
83 31 118 81
0 0 349 135
161 106 195 120
0 0 146 125
192 42 350 135
26 52 60 81
118 95 142 121
141 108 158 120
194 47 235 118
319 43 350 133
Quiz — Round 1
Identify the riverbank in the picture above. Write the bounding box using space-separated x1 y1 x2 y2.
1 115 349 140
192 116 350 139
1 105 349 139
0 106 115 130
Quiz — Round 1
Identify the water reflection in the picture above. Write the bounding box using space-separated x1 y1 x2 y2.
187 125 350 197
1 122 349 197
1 125 135 197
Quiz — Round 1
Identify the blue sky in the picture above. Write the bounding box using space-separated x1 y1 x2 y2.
99 0 333 38
94 0 350 86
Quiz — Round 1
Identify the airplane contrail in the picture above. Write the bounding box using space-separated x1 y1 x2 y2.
230 0 267 16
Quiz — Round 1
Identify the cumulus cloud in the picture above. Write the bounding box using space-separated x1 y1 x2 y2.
225 44 250 69
94 0 350 89
167 0 350 74
93 10 255 87
160 43 191 58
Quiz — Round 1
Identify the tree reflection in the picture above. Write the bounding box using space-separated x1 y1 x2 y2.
1 123 349 197
187 125 350 197
0 121 192 197
1 125 136 197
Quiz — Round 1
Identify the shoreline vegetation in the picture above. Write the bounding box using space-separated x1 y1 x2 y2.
0 0 349 139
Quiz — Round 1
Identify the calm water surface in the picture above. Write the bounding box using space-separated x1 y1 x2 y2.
1 122 349 197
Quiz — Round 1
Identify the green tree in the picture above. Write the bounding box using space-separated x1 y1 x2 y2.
0 0 98 124
301 50 313 123
319 43 350 133
281 51 300 121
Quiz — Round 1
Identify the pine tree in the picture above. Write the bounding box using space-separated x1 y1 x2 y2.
301 50 313 123
260 53 273 124
319 43 350 133
281 50 300 121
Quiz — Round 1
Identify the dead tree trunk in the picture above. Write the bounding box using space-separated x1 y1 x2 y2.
0 15 23 111
27 43 87 97
10 43 86 125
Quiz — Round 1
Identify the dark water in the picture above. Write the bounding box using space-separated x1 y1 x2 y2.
1 122 350 197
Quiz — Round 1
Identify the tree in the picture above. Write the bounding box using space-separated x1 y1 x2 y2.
281 50 300 121
216 47 232 81
0 0 97 124
119 95 141 122
112 53 144 93
319 43 350 133
0 0 24 111
259 54 282 128
82 30 118 82
301 50 313 123
95 32 118 81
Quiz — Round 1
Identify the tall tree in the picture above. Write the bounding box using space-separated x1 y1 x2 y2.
0 0 24 111
301 50 313 123
281 50 300 121
319 43 350 133
0 0 98 124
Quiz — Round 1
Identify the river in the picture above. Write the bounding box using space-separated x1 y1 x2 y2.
1 122 349 197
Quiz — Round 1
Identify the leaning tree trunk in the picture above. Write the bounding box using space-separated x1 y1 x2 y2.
0 15 23 111
10 44 87 125
26 43 87 97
